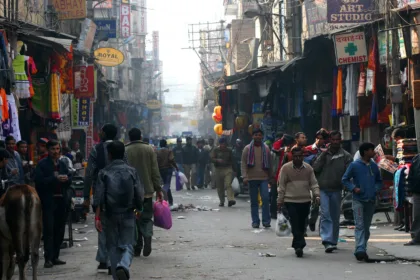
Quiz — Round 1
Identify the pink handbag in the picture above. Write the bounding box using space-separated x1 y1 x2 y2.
153 200 172 230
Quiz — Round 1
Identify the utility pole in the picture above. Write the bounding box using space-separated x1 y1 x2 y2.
386 0 402 156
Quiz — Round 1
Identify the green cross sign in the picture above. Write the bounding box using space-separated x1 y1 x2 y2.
345 43 358 56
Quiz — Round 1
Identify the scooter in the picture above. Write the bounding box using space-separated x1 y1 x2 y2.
71 171 86 223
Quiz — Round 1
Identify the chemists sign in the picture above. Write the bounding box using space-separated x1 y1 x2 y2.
334 32 367 65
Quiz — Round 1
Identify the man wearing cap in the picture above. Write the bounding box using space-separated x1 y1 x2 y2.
242 128 273 228
211 138 236 207
182 137 198 190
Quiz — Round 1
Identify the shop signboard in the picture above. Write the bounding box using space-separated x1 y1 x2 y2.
334 32 368 65
121 4 131 38
78 98 90 126
305 0 328 38
74 65 95 98
52 0 86 19
94 47 125 67
71 97 79 128
139 0 147 35
327 0 376 30
86 100 94 157
147 99 161 109
94 19 117 39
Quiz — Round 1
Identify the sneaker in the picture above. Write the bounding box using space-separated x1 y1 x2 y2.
331 245 338 251
309 223 316 232
228 201 236 207
116 267 129 280
325 244 334 253
53 259 66 265
134 247 142 257
143 237 152 257
355 251 368 262
263 223 271 228
295 248 303 258
98 263 108 271
252 223 260 229
44 261 54 268
219 203 225 207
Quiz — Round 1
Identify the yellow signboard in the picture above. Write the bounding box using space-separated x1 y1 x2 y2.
94 48 125 67
53 0 86 19
147 100 162 109
190 120 198 126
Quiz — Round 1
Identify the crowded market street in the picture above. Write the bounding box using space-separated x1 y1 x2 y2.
29 187 420 280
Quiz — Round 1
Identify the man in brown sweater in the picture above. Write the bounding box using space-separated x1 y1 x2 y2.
277 146 320 258
241 129 273 228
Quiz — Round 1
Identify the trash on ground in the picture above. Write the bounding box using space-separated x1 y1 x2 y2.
225 245 238 248
73 237 88 242
252 229 264 234
198 196 212 200
177 216 186 219
258 252 276 257
380 261 386 264
347 226 355 229
376 253 385 256
345 271 352 273
370 226 378 229
338 238 347 242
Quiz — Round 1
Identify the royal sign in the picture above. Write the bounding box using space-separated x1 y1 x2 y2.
334 32 368 65
120 4 131 38
94 47 125 67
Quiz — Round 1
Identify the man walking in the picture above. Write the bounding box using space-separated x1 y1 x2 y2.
172 138 184 173
283 132 309 164
125 128 162 257
342 142 382 261
157 139 178 206
242 129 272 228
211 138 235 207
312 131 352 252
204 138 216 189
196 140 209 189
84 123 119 272
94 141 144 280
5 135 24 185
34 139 72 268
182 137 198 190
406 153 420 246
277 147 320 258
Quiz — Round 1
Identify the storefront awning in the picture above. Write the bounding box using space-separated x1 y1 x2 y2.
328 19 383 36
17 33 74 53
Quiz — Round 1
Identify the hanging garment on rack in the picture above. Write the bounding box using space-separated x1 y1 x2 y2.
12 55 31 99
336 67 343 115
344 64 358 116
5 94 21 141
49 72 61 120
0 88 8 121
26 57 38 97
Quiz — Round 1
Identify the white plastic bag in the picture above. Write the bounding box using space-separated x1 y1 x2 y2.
275 213 291 237
231 177 240 193
178 172 188 185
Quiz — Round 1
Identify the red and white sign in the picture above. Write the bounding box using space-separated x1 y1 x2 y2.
139 0 147 35
74 65 95 98
120 4 131 38
334 32 368 65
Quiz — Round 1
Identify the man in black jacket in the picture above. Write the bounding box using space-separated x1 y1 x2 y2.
196 140 209 189
34 140 72 268
182 137 198 190
406 154 420 246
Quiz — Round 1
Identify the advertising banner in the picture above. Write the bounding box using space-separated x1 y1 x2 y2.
94 19 117 38
78 98 90 127
334 32 368 65
305 0 328 38
327 0 375 28
121 4 131 38
139 0 147 35
52 0 86 19
74 65 95 98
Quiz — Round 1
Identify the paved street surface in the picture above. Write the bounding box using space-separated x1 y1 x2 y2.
28 187 420 280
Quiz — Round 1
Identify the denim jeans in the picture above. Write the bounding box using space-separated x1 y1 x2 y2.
96 212 110 266
104 212 136 280
196 164 206 187
319 190 342 245
249 180 270 226
176 163 184 173
352 199 375 254
160 168 173 205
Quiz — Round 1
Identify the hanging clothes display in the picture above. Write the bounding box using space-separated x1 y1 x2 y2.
4 94 21 141
49 72 61 120
332 68 338 116
26 57 38 97
344 64 358 116
336 67 343 115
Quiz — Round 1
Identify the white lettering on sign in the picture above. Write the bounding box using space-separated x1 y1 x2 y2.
120 4 131 38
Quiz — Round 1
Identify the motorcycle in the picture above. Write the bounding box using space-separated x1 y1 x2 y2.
71 171 86 223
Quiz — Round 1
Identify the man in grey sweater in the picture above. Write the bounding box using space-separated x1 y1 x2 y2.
312 130 353 253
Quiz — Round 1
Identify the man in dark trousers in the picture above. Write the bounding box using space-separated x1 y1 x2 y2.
196 140 209 189
94 141 144 280
35 140 72 268
182 137 198 190
172 138 184 173
84 123 120 272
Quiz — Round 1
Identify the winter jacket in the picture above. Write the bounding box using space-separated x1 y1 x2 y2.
125 140 161 198
342 159 383 202
182 144 198 165
312 148 353 192
407 154 420 194
197 148 210 166
93 160 144 214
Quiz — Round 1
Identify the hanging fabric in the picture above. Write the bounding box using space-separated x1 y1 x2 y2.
344 64 358 116
0 88 8 121
358 64 366 96
336 67 343 115
332 68 338 116
26 57 38 97
49 72 61 120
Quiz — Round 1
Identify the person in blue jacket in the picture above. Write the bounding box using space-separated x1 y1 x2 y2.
342 142 382 262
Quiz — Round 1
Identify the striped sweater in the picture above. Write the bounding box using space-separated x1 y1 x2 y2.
277 162 320 203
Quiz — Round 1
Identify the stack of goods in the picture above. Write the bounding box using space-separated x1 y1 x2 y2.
397 139 418 165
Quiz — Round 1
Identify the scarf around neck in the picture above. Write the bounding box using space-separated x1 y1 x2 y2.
247 140 270 170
